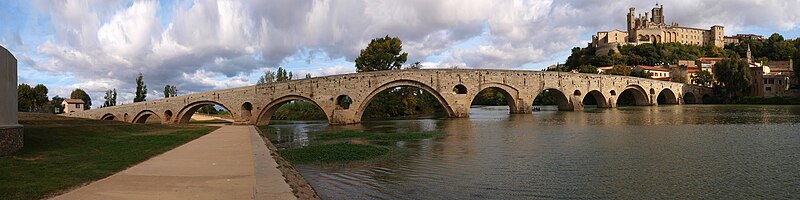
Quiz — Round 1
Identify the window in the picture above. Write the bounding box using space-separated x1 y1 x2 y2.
76 104 80 109
766 87 772 91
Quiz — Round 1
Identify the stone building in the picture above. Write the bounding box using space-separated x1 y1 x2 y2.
1 45 23 156
592 4 725 55
62 99 86 113
746 46 795 96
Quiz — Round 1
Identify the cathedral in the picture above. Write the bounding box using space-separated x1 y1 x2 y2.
592 4 725 55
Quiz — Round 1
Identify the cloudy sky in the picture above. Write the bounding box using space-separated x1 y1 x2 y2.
2 0 799 107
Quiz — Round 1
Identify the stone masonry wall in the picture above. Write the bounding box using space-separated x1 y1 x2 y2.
62 69 713 126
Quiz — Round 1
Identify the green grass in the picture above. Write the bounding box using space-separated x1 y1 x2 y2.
365 131 441 141
259 127 441 165
278 143 390 164
1 113 217 200
311 130 368 140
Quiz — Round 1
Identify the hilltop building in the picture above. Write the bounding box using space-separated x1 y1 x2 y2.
592 4 725 55
724 34 765 45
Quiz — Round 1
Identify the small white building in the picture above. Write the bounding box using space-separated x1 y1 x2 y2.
62 99 86 113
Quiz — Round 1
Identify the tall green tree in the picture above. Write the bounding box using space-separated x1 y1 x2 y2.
163 85 177 98
134 73 147 102
691 70 714 87
70 88 92 110
713 58 752 97
17 84 33 112
103 89 117 107
32 84 49 112
18 84 50 112
355 35 408 72
275 67 294 82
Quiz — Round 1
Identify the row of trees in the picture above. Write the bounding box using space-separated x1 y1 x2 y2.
18 83 92 114
257 67 312 84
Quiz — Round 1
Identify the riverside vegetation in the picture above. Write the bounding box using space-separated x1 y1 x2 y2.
259 127 441 165
0 113 217 200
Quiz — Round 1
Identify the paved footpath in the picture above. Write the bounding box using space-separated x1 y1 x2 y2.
54 126 296 200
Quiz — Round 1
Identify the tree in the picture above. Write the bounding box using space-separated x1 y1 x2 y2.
103 89 117 107
577 65 598 73
606 65 632 76
134 72 147 102
691 70 714 86
163 85 177 98
794 52 800 83
305 73 312 79
197 105 219 114
275 67 294 82
51 96 65 114
713 58 752 97
70 88 92 110
31 84 49 112
355 35 408 72
17 84 33 112
406 61 423 69
258 70 276 84
629 68 652 79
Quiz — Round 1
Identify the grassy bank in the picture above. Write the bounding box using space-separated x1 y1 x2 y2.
259 127 441 165
1 113 217 200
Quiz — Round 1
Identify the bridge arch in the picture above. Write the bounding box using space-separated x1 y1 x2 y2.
101 113 117 121
240 102 253 122
618 84 650 106
175 101 233 124
164 110 173 122
356 79 455 120
684 92 698 104
533 88 572 111
453 84 468 94
581 90 609 108
470 82 520 114
256 95 330 126
657 88 679 105
133 110 160 124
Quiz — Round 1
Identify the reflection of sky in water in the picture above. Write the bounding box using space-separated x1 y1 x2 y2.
265 105 800 199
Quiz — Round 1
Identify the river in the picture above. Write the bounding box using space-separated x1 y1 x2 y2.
266 105 800 199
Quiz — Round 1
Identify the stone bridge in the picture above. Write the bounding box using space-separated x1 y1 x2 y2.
63 69 712 125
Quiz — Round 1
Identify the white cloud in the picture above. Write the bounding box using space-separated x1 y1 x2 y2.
20 0 800 106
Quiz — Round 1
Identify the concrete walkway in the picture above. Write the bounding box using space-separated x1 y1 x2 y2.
54 126 296 200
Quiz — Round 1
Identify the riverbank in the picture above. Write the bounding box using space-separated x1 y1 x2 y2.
0 113 217 200
255 127 321 200
702 95 800 105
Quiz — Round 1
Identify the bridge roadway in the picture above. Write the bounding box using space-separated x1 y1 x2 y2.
63 69 712 125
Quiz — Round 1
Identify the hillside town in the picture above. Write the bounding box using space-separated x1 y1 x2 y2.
550 4 798 98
